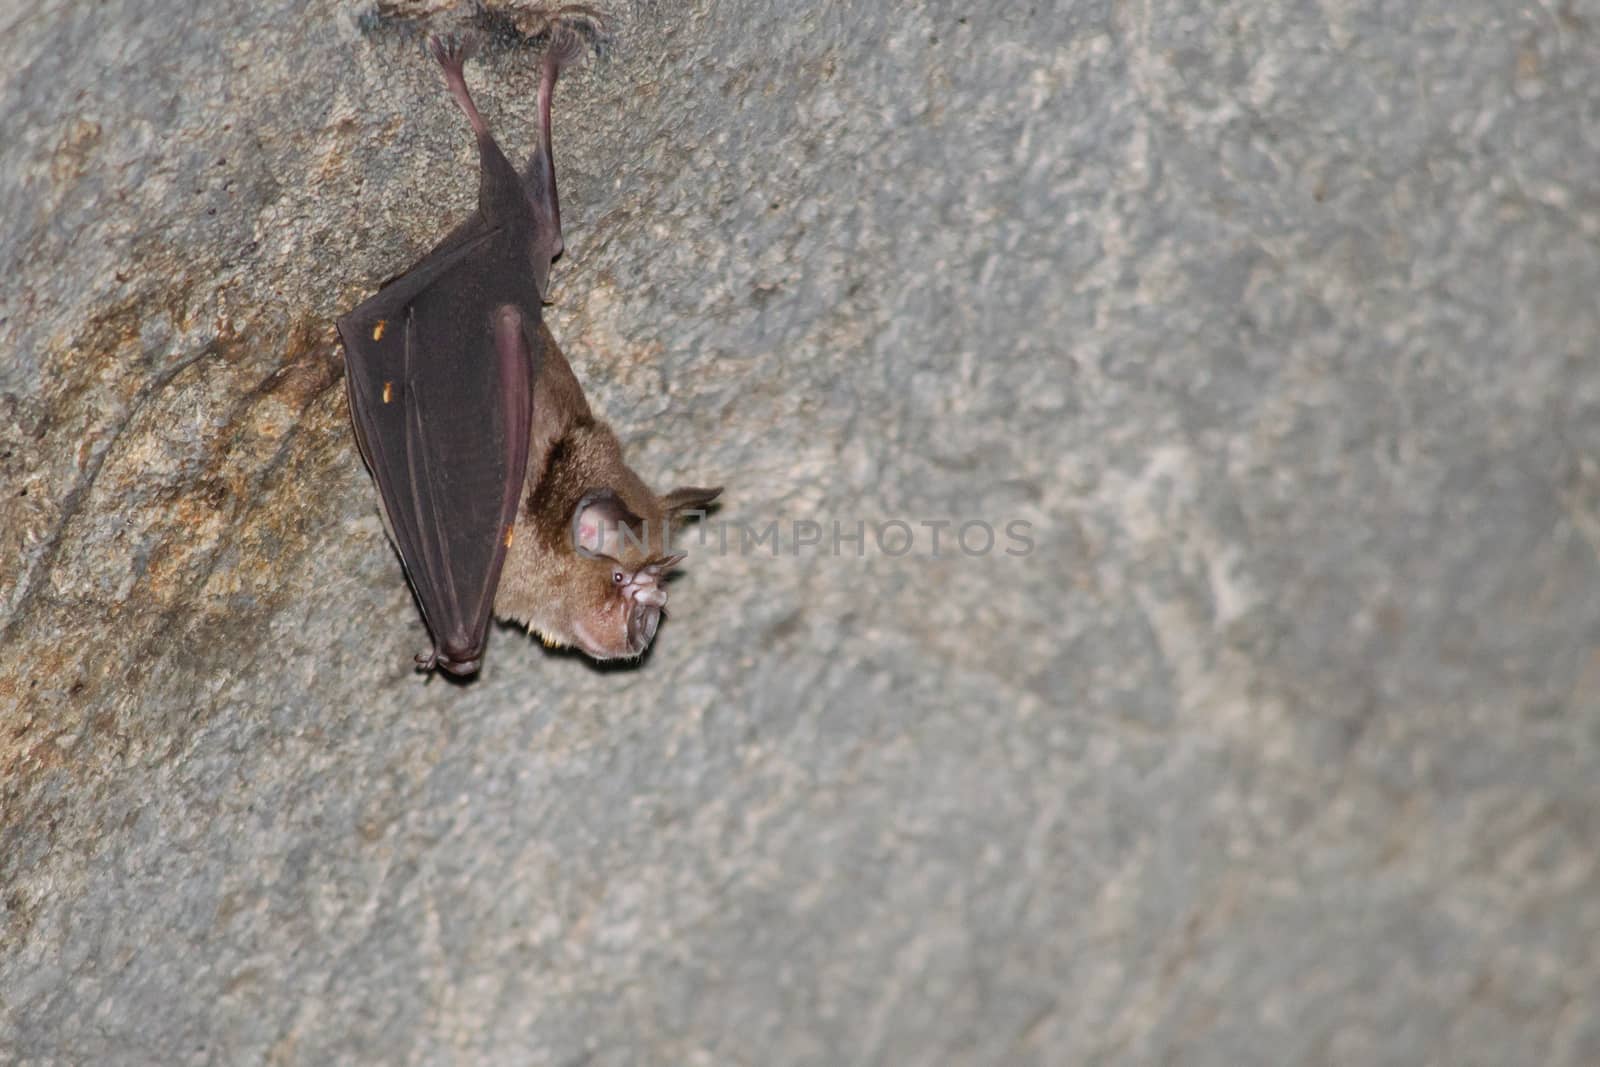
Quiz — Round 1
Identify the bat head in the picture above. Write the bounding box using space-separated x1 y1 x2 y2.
566 489 677 660
506 482 721 661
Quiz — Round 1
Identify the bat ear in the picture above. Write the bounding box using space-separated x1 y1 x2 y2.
572 490 644 558
662 485 722 518
646 553 687 575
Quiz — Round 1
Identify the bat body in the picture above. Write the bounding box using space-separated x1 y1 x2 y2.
338 30 718 676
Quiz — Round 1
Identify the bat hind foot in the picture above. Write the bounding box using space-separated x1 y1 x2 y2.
428 33 491 137
427 32 478 77
544 8 607 65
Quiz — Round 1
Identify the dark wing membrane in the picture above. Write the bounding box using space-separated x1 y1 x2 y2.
338 226 541 673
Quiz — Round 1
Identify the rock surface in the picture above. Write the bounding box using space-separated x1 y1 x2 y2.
4 0 1600 1062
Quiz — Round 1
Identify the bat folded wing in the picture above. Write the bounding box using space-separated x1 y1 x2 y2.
338 226 541 675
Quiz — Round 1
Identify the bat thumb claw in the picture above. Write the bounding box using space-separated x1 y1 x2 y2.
416 646 482 676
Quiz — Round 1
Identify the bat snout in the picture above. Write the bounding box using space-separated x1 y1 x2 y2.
626 601 662 655
570 592 663 661
621 575 667 655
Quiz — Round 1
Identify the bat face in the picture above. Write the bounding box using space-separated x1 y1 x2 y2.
566 553 675 661
563 492 667 658
520 559 656 660
532 489 711 661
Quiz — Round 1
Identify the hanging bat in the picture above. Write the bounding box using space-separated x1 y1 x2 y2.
337 28 719 676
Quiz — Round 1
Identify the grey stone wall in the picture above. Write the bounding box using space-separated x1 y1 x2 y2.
3 0 1599 1063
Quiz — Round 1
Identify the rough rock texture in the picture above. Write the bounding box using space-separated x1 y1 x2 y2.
4 0 1600 1062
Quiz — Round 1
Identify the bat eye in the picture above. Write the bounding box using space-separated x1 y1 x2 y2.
613 570 625 585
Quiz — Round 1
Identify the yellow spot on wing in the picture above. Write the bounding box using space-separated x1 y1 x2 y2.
381 381 394 403
371 319 387 341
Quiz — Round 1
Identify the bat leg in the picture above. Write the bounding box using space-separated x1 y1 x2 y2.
525 21 589 262
429 35 490 138
429 34 531 233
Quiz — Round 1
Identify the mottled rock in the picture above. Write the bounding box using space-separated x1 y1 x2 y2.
3 0 1600 1063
